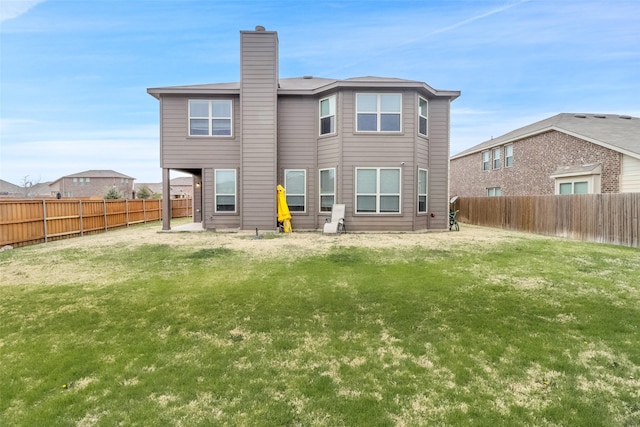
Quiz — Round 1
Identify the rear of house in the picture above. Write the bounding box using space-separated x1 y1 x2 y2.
148 26 460 232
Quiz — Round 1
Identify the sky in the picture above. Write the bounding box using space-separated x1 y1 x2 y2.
1 0 639 186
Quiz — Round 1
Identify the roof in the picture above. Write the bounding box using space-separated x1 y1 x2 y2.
148 76 460 100
50 170 135 184
451 113 640 160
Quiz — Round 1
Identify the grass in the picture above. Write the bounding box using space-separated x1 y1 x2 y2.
1 227 639 426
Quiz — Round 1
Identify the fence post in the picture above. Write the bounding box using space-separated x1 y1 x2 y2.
79 200 84 236
143 199 147 223
42 199 48 243
104 199 108 231
126 199 130 227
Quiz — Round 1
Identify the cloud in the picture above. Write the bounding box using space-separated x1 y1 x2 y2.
0 0 46 22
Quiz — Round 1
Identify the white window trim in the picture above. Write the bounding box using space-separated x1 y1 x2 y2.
214 169 236 213
505 144 514 168
417 168 428 213
355 93 402 133
355 167 402 214
482 151 490 171
492 147 501 170
554 176 599 195
319 95 336 136
418 97 428 137
319 168 336 213
188 99 233 137
487 187 502 197
284 169 307 213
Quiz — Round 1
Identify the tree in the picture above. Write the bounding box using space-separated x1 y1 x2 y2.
137 186 152 199
105 186 123 199
21 175 40 198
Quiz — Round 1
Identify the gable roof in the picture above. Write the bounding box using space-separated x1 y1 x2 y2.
50 170 135 185
148 76 460 99
451 113 640 160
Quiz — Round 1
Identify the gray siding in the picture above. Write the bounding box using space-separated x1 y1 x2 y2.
338 89 419 231
277 95 317 230
427 98 451 230
159 95 240 168
240 30 278 231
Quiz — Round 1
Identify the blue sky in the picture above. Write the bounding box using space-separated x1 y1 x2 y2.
1 0 639 185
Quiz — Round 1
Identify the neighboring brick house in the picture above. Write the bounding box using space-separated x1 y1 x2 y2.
49 170 135 199
450 113 640 197
147 27 460 232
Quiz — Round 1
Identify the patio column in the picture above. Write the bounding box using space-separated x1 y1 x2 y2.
162 168 171 230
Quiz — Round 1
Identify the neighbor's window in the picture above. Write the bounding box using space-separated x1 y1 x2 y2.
356 167 401 213
482 151 490 171
215 169 236 212
418 168 428 213
492 147 501 169
505 144 514 167
559 181 589 195
487 187 502 196
356 93 401 132
418 97 428 136
319 168 335 212
189 100 232 136
320 95 336 135
285 169 306 212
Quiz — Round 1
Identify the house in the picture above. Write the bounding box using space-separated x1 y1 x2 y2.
0 179 52 198
450 113 640 197
147 26 460 232
49 170 136 199
134 177 192 199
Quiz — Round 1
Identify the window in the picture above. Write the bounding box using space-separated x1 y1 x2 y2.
319 168 335 212
85 178 90 183
215 169 236 212
418 168 428 213
492 147 501 169
487 187 502 196
73 178 78 183
285 169 306 212
418 97 428 136
482 151 490 171
320 96 336 135
189 100 232 136
356 93 401 132
505 145 513 167
559 181 589 195
355 167 401 213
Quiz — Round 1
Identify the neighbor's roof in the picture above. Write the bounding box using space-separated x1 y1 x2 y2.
148 76 460 99
51 170 135 184
451 113 640 160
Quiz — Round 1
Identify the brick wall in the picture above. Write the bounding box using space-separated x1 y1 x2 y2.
450 130 621 197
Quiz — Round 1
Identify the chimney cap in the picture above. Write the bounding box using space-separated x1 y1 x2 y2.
255 25 266 31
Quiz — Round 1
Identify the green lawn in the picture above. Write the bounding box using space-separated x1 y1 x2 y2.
1 226 639 426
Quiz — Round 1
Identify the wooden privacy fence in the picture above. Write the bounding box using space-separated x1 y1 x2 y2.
457 193 640 248
0 198 193 248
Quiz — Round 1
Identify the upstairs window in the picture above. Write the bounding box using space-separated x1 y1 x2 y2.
189 100 232 136
285 169 306 212
319 168 335 212
505 144 514 167
356 93 401 132
320 96 336 135
418 97 428 136
356 167 401 213
418 168 428 213
492 147 501 169
482 151 490 171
